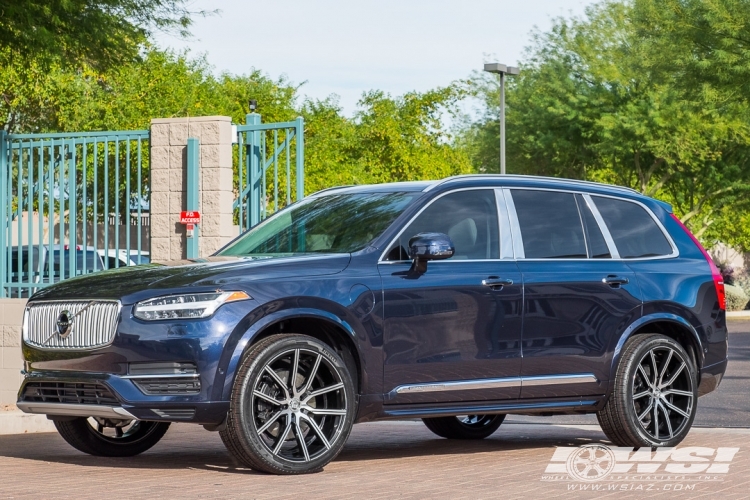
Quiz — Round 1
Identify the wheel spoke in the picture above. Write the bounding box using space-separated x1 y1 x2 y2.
294 421 310 462
637 364 654 389
659 402 674 439
305 407 347 416
257 410 285 435
653 402 659 440
662 388 693 398
660 361 686 389
300 414 331 450
633 390 651 399
662 398 690 419
290 349 300 395
638 400 653 422
304 382 344 402
253 390 284 406
658 350 673 387
264 366 290 400
650 350 659 387
300 353 322 395
272 419 292 455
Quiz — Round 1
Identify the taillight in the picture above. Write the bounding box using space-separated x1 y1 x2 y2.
670 214 725 310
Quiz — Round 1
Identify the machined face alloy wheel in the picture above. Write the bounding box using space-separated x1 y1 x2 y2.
631 345 694 442
457 415 496 428
87 417 142 440
248 348 348 463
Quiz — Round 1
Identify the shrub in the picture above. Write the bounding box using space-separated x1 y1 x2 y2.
725 284 748 311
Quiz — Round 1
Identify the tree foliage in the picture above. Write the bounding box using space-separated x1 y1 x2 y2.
461 0 750 246
0 0 207 69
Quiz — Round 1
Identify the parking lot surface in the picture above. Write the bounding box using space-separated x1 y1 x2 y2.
2 421 750 499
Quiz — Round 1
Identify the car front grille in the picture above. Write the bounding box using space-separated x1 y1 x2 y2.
24 300 120 350
20 382 119 406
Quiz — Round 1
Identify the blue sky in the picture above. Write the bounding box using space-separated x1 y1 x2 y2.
155 0 595 116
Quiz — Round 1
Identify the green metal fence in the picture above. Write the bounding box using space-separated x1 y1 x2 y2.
0 129 150 298
234 113 304 231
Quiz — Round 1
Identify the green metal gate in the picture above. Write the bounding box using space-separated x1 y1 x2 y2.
234 113 304 231
0 129 150 297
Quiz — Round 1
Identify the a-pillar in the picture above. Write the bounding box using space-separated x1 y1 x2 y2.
149 116 236 262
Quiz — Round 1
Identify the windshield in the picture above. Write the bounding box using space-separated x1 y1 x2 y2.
219 192 417 256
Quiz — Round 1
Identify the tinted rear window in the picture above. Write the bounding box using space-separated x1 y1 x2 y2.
512 190 587 259
592 196 673 258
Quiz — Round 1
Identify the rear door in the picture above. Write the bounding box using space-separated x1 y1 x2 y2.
507 189 642 398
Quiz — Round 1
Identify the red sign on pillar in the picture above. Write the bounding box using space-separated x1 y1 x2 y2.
180 211 201 224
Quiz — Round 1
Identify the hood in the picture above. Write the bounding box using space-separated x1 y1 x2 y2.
29 253 352 304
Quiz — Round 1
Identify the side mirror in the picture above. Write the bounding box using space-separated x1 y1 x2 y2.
408 232 455 273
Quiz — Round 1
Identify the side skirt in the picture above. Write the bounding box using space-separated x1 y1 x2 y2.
378 396 605 420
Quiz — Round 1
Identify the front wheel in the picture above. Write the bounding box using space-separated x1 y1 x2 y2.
220 334 357 475
422 414 505 439
597 334 697 447
54 417 170 457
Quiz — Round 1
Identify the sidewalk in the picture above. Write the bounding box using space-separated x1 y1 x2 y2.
0 404 55 435
1 420 749 499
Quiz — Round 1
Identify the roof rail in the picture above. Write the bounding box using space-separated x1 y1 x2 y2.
423 174 640 195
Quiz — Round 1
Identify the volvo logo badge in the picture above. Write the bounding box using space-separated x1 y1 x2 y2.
56 310 73 338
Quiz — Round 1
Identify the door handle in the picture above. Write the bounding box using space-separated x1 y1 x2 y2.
482 277 513 290
602 275 629 287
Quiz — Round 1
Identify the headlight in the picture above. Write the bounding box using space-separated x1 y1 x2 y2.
133 291 251 321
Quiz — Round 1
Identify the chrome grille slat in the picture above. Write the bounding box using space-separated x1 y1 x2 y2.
24 300 120 350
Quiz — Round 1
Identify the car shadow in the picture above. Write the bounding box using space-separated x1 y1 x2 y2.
0 422 611 475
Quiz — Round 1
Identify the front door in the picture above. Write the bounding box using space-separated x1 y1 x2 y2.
508 189 642 398
379 189 523 404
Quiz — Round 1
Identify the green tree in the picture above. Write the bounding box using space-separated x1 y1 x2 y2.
0 0 208 70
461 0 750 242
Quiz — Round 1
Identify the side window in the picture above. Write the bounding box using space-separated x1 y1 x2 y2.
385 190 499 260
511 190 587 259
576 195 611 259
592 196 673 258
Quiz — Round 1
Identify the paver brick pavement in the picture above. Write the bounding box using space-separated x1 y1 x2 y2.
1 421 750 499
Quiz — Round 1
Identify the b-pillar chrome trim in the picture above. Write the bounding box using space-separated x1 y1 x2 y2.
16 402 136 419
388 373 598 397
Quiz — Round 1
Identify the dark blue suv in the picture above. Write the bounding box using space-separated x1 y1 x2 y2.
18 175 727 474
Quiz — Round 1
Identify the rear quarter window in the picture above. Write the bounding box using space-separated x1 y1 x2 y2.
592 196 673 258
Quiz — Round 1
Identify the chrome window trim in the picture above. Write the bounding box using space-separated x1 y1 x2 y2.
502 188 525 259
582 193 620 259
495 188 516 259
389 373 598 397
505 187 679 262
378 187 504 263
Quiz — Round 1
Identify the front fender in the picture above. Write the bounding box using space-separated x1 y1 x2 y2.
216 307 358 402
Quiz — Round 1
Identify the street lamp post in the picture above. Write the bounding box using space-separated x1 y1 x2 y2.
483 63 520 175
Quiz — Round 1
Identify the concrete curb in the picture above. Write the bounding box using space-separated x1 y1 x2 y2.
0 409 56 435
727 311 750 318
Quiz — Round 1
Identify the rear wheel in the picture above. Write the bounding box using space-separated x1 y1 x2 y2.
597 334 697 447
422 414 505 439
54 417 170 457
220 334 356 475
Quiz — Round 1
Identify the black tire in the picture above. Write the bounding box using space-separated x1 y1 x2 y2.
597 334 697 448
54 418 170 457
422 414 505 440
220 334 357 475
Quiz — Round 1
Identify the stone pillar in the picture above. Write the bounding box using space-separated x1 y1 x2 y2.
149 117 236 262
0 298 25 405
